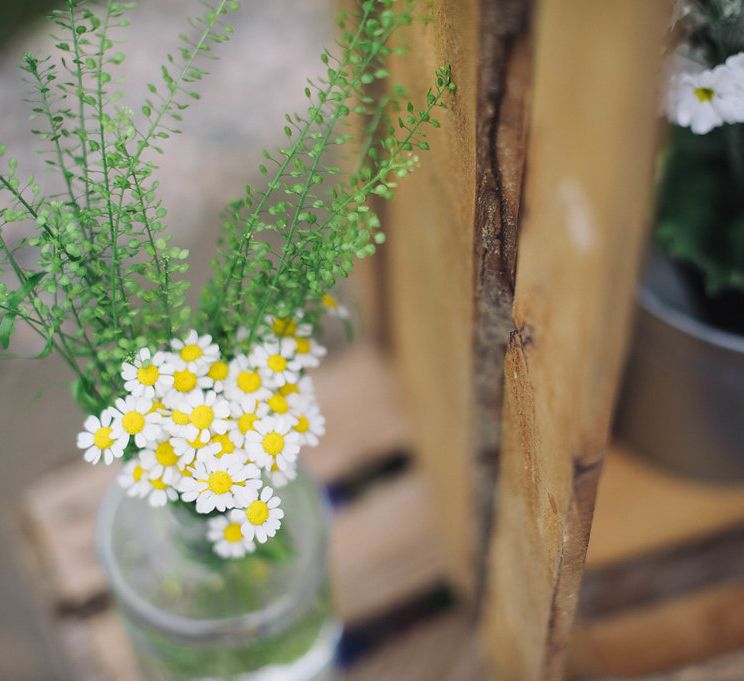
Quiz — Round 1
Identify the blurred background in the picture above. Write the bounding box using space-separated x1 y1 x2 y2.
0 2 333 678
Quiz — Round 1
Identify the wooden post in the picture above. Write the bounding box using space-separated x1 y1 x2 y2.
481 1 668 680
384 0 532 597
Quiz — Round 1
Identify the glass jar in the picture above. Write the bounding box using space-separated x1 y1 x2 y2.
97 469 341 681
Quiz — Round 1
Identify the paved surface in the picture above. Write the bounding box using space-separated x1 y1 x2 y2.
0 1 330 678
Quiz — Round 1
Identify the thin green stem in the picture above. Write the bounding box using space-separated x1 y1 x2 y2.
123 146 173 338
68 0 91 212
94 3 122 335
213 6 375 317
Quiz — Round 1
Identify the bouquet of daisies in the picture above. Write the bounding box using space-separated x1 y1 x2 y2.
78 314 337 558
0 0 453 560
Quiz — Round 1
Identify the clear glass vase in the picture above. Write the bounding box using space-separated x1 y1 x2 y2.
97 468 341 681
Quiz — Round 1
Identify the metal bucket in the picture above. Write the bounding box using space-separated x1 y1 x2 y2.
614 254 744 481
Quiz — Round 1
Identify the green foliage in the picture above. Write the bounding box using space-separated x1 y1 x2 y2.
661 1 744 295
0 0 238 411
656 125 744 295
199 0 455 348
0 0 454 413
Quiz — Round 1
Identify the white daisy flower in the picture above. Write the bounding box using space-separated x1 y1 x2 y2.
224 354 272 402
266 391 291 416
322 293 350 319
208 430 243 458
229 396 269 447
172 434 221 466
277 375 316 400
166 390 230 443
250 340 302 387
206 358 230 393
139 437 188 478
266 315 312 339
121 348 175 399
110 396 162 448
244 415 301 472
241 486 284 544
77 408 128 465
207 510 256 558
143 470 180 507
288 395 325 447
167 360 214 397
268 459 297 488
118 458 151 498
290 336 327 369
170 330 220 374
666 62 744 134
178 456 261 513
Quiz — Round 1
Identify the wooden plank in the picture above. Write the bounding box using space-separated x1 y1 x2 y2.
305 343 410 481
587 444 744 568
569 582 744 678
346 611 487 681
384 0 481 594
331 473 446 625
581 524 744 619
480 1 668 679
623 649 744 681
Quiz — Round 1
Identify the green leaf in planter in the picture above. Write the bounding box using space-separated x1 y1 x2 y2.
655 125 744 296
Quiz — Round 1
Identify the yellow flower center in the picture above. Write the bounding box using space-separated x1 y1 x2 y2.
211 432 235 456
155 441 178 467
122 411 145 435
133 465 144 482
262 432 285 457
171 409 190 426
267 354 287 372
208 360 229 381
93 426 114 449
295 338 310 354
223 523 243 542
150 477 168 490
173 369 197 393
694 86 715 103
238 412 258 434
322 293 337 309
294 416 310 433
207 471 233 495
149 400 165 414
245 500 270 526
189 436 208 450
180 344 204 362
237 370 261 393
136 364 160 386
180 464 194 478
272 317 297 337
268 394 289 414
191 405 214 430
279 383 299 396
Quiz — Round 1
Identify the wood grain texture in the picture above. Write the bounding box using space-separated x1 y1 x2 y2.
481 1 668 679
470 0 532 604
569 582 744 678
384 0 480 594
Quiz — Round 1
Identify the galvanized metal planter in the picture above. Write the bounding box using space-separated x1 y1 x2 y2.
615 253 744 481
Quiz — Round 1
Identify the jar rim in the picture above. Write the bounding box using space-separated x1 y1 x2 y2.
96 469 332 644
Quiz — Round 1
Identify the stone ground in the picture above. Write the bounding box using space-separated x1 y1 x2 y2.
0 1 331 678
